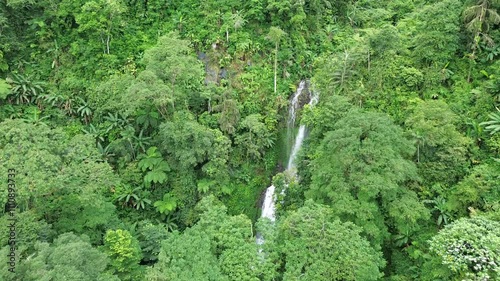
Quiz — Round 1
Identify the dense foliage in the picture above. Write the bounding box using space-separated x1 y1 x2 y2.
0 0 499 280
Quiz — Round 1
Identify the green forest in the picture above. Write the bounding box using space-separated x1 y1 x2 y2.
0 0 499 280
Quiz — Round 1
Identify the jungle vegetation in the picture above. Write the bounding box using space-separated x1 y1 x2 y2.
0 0 499 280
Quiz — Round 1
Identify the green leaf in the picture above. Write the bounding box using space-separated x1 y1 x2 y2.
153 194 177 214
146 146 159 157
155 161 170 172
0 79 11 99
144 170 167 184
197 179 214 193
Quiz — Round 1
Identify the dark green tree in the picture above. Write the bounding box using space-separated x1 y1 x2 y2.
426 217 500 280
306 110 429 246
0 233 118 281
278 200 385 281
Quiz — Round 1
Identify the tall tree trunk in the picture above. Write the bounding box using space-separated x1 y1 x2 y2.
106 35 111 55
274 43 278 93
367 50 371 77
100 34 106 54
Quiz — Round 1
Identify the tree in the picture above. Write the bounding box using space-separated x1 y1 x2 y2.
223 11 246 43
409 0 462 66
463 0 500 56
136 221 169 263
305 110 428 246
278 200 385 281
0 233 118 281
0 120 120 244
117 33 204 117
157 111 230 179
480 107 500 135
154 112 231 223
140 33 204 112
300 94 353 148
88 74 135 118
266 26 286 93
406 100 472 187
313 50 361 95
76 97 93 124
196 197 264 281
5 73 45 105
146 196 269 281
0 210 53 254
448 162 500 216
102 229 143 280
427 217 500 280
124 70 173 118
0 79 11 100
135 108 160 134
75 0 127 54
423 196 453 227
234 114 275 160
146 228 226 281
213 96 240 135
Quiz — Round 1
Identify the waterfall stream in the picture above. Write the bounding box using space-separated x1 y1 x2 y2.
257 80 317 244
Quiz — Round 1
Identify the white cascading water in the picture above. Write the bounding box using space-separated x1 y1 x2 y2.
288 81 307 128
287 91 318 171
257 80 317 245
259 185 276 221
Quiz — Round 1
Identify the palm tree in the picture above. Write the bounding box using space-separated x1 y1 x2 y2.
118 127 153 160
77 97 93 124
232 11 246 30
41 92 64 107
21 107 50 125
47 39 62 69
480 107 500 135
466 119 485 145
173 12 184 33
134 197 151 210
393 229 412 248
104 112 129 133
164 213 179 232
132 129 151 154
97 142 115 162
116 185 141 208
463 0 500 50
323 24 337 40
224 11 246 43
6 73 45 105
266 26 287 94
463 0 500 80
116 185 150 210
423 196 453 227
135 108 159 133
463 0 500 81
62 96 77 116
333 50 356 93
82 124 106 145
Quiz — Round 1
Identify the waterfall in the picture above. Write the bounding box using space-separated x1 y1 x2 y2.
257 80 317 244
287 92 318 171
260 185 276 222
288 80 307 129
